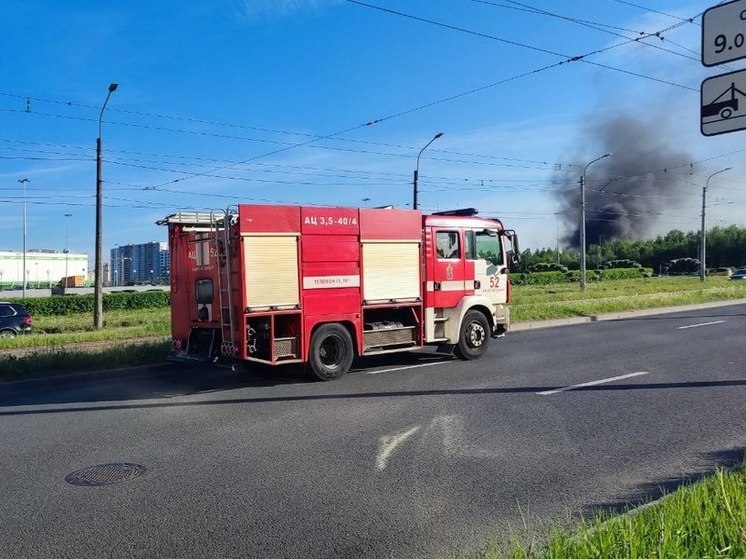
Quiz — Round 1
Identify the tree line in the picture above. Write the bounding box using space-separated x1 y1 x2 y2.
520 225 746 273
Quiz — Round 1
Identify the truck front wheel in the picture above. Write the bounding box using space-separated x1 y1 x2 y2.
308 324 354 381
455 310 490 360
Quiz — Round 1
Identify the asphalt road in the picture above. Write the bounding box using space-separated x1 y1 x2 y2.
1 304 745 558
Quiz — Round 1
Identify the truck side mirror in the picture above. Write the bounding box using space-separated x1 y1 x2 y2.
501 229 520 269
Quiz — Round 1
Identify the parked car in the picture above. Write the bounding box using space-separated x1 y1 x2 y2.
0 302 33 337
731 268 746 280
707 267 733 277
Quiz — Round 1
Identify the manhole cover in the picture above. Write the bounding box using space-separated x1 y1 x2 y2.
64 463 146 487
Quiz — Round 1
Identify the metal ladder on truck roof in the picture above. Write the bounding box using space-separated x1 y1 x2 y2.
211 207 238 357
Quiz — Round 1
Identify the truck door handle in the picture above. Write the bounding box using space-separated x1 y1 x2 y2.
474 280 481 289
434 282 441 291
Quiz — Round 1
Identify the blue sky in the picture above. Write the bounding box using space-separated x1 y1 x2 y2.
2 0 745 261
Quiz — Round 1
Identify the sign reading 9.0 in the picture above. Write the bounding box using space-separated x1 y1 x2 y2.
703 0 746 67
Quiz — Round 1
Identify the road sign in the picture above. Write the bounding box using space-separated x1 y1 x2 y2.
701 68 746 136
702 0 746 66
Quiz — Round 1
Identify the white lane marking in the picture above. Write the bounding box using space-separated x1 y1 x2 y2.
376 426 420 471
677 320 725 330
366 361 453 375
537 372 649 396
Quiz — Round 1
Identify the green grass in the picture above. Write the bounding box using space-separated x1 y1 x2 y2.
0 307 172 380
479 464 746 559
0 339 172 381
511 277 746 322
0 307 170 349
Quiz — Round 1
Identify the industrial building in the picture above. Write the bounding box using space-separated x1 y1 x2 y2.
0 250 88 288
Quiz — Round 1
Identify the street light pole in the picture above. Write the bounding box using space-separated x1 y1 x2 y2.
64 213 72 287
94 83 118 330
700 167 732 282
118 252 131 287
18 178 29 298
580 153 611 292
413 132 443 210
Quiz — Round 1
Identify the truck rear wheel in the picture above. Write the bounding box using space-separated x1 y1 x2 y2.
308 324 354 381
455 310 490 360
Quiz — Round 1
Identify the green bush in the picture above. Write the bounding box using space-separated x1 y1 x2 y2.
510 271 568 285
601 259 642 269
598 267 649 280
565 270 601 282
667 257 699 275
7 291 170 316
529 262 569 273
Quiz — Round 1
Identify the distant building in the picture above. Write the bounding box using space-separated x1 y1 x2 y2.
0 250 89 287
110 242 168 285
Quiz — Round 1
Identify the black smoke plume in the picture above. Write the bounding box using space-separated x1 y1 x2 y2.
555 116 694 249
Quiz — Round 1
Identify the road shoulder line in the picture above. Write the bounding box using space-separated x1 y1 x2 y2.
536 372 649 396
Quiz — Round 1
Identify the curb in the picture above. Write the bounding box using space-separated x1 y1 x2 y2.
511 298 746 332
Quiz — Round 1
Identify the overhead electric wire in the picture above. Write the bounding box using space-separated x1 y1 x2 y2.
346 0 697 91
611 0 699 24
0 93 573 169
472 0 647 35
472 0 699 62
1 3 700 194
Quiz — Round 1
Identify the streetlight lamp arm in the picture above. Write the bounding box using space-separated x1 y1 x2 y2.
583 152 612 176
98 83 118 138
413 132 443 210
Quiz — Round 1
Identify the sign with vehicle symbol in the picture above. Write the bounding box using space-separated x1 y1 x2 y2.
702 0 746 66
701 69 746 136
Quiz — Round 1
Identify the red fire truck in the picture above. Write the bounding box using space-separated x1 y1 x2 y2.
158 205 519 380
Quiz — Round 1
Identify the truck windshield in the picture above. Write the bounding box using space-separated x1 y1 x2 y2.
466 229 502 266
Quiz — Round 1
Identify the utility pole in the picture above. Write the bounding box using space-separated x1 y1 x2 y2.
18 178 29 298
701 167 732 282
94 83 118 329
413 132 443 210
556 217 560 265
579 153 611 292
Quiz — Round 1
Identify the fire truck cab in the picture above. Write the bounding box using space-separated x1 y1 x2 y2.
159 204 518 380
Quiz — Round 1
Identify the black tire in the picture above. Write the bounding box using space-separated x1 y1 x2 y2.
308 323 354 381
455 310 491 360
0 329 16 339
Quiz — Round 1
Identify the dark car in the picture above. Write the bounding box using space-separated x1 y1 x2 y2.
731 268 746 280
0 302 33 338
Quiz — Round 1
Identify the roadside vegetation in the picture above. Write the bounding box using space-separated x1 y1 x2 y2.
0 307 170 349
520 225 746 273
0 293 171 380
511 276 746 322
478 463 746 559
0 339 171 382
